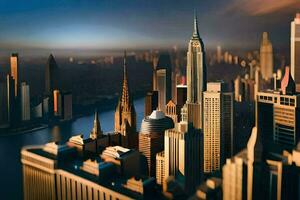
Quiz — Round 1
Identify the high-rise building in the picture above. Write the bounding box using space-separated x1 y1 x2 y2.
144 91 158 117
10 53 19 97
0 74 15 127
203 82 233 173
62 92 72 120
291 13 300 92
234 76 242 102
164 116 202 194
139 110 174 177
217 45 222 64
45 54 59 95
165 100 178 123
152 56 158 90
53 90 62 117
114 51 137 149
186 13 207 129
257 67 300 154
157 54 172 103
157 69 167 112
21 82 30 121
176 84 187 110
260 32 273 81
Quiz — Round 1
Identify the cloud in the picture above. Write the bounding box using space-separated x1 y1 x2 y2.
224 0 300 16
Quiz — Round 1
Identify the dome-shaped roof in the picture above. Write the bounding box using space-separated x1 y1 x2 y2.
149 110 165 120
140 110 174 134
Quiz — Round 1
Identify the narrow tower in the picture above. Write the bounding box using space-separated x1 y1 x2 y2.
90 110 102 139
114 51 137 149
259 32 273 81
186 13 207 129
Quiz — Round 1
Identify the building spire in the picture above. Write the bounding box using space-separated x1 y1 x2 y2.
192 11 200 39
90 109 102 139
121 50 130 112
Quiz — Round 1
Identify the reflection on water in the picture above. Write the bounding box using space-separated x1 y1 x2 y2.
0 98 144 200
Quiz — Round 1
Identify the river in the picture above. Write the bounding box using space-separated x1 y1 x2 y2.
0 98 145 200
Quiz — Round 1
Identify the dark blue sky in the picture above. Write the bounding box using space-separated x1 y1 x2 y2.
0 0 299 53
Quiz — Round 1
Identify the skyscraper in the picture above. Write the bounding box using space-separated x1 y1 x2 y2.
61 92 72 121
157 54 172 103
203 82 233 173
257 67 300 154
53 90 62 117
186 13 207 129
114 51 137 149
260 32 273 81
176 84 187 111
10 53 19 97
144 91 158 117
217 45 222 64
21 82 30 121
157 69 167 112
45 54 59 95
291 13 300 92
139 110 174 176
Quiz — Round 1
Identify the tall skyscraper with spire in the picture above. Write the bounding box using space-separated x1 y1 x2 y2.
259 32 273 81
45 54 59 95
114 51 137 149
186 13 207 129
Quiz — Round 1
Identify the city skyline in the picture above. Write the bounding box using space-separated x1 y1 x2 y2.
0 0 299 56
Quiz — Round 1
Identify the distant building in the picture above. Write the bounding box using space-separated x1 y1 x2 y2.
45 54 59 95
114 51 137 149
21 82 30 121
203 82 233 173
217 45 222 64
0 75 14 127
157 69 167 112
62 92 72 120
53 90 62 117
10 53 19 97
156 54 172 103
291 13 300 92
260 32 273 81
139 110 174 177
156 151 165 185
186 13 207 129
144 91 158 117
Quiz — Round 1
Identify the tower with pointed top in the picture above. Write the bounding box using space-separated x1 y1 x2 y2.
114 51 137 149
90 110 102 139
186 13 207 129
45 54 59 95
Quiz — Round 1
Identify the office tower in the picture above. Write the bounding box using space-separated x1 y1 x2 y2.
139 110 174 176
186 13 207 129
157 54 172 103
164 117 202 194
203 82 233 173
62 92 72 120
217 45 222 63
260 32 273 81
90 110 103 139
291 13 300 91
144 91 158 117
21 142 157 200
45 54 59 95
157 69 167 112
114 52 137 149
10 53 19 97
156 151 165 185
257 67 299 154
0 74 15 127
21 82 30 121
152 55 158 90
176 84 187 110
234 76 242 102
53 90 62 117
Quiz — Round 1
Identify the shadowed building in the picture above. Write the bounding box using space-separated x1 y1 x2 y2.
45 54 59 95
144 91 158 117
186 13 207 129
114 52 137 149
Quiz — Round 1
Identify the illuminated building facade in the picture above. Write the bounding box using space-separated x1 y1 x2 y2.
10 53 19 97
260 32 273 81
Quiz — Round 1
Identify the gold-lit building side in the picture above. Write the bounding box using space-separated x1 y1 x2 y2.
10 54 18 97
156 151 165 185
